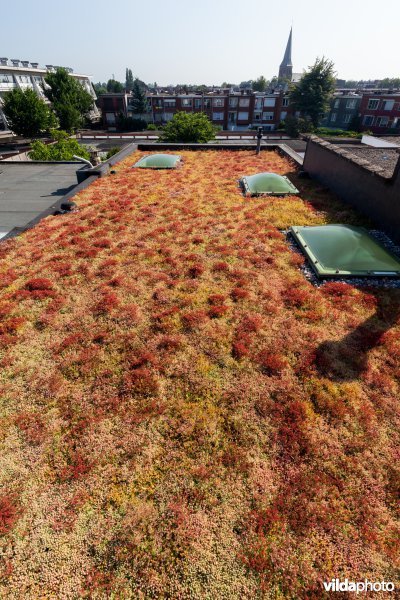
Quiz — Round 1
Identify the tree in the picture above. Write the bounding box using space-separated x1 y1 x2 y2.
252 76 268 92
161 112 217 143
93 82 108 95
106 79 124 93
290 57 336 127
125 69 134 92
130 78 148 114
2 88 57 137
283 115 314 138
379 77 400 89
44 68 94 132
116 113 147 132
28 129 91 161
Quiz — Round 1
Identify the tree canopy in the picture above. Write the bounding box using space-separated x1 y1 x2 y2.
107 79 124 93
2 88 57 138
125 69 134 92
289 58 336 127
44 68 94 132
161 112 217 143
130 79 148 114
28 129 91 161
252 76 269 92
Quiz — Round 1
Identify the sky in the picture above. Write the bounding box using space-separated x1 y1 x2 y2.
3 0 400 85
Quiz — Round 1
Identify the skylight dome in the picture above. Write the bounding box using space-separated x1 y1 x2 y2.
132 154 182 169
239 172 299 196
290 225 400 278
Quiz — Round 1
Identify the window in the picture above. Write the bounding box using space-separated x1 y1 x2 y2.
363 115 375 126
203 98 211 109
367 99 379 110
376 116 389 127
164 99 176 107
334 99 340 108
343 114 352 124
254 111 262 121
181 98 192 107
239 98 250 107
254 98 263 110
346 99 357 109
280 111 287 120
153 98 163 107
262 112 274 121
238 111 249 120
106 113 116 124
213 98 224 107
282 97 289 107
330 112 337 123
228 112 237 123
392 117 400 128
264 97 276 107
212 112 224 120
382 99 394 111
194 98 202 108
164 113 174 121
229 97 238 107
0 74 11 83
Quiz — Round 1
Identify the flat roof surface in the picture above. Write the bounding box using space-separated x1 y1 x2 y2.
0 149 398 599
0 162 82 235
343 146 399 177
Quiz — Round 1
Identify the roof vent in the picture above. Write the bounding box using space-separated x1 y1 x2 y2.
290 225 400 278
31 62 39 69
21 61 29 68
11 59 20 67
239 172 299 196
132 154 182 169
0 58 8 66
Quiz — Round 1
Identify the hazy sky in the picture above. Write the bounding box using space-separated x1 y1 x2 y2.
3 0 399 84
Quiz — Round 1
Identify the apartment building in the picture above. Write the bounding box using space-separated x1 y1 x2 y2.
359 92 400 133
0 58 99 132
147 89 292 131
322 94 362 129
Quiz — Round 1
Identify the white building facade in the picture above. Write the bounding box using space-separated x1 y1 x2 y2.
0 58 99 132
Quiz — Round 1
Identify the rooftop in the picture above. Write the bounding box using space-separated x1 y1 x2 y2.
337 146 399 178
0 162 85 238
0 149 398 597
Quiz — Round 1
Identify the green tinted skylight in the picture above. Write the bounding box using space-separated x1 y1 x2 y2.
240 172 299 196
133 154 182 169
290 225 400 278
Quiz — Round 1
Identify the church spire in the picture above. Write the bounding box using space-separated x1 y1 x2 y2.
279 28 293 81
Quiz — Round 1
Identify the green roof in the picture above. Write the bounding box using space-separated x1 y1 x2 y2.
133 154 182 169
240 172 299 196
290 225 400 278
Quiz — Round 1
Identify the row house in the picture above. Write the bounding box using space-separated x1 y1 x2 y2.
148 90 291 131
358 93 400 133
322 94 362 130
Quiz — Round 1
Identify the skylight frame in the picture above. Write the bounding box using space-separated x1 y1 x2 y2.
239 172 299 197
132 153 182 169
290 225 400 278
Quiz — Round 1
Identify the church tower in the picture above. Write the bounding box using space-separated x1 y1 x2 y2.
278 28 293 81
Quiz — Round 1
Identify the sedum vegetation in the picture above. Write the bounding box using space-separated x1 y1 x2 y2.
0 150 398 598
